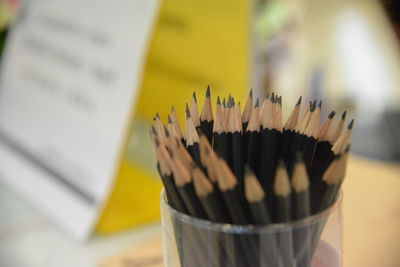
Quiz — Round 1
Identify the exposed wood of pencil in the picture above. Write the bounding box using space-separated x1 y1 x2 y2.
327 110 347 143
156 143 188 213
212 97 229 161
190 92 201 128
273 160 294 267
291 153 312 267
170 151 207 219
244 166 283 267
244 166 270 224
301 102 321 168
200 86 214 143
245 98 260 172
274 160 292 222
241 89 253 131
318 111 336 142
283 96 302 131
185 104 201 165
229 99 244 190
192 166 229 222
170 106 184 142
281 97 302 160
214 158 248 225
291 154 310 220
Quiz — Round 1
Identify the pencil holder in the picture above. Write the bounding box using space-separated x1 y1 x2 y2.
161 190 342 267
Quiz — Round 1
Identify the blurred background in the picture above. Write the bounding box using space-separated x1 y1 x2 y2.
0 0 399 266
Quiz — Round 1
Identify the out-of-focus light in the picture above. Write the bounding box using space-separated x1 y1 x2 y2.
335 9 394 121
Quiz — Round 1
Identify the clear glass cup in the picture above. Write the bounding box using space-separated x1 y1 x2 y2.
161 190 342 267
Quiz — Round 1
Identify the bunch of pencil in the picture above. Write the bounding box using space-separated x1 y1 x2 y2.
150 87 353 267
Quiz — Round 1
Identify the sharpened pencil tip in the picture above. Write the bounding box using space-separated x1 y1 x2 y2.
296 96 302 106
249 89 253 98
271 92 275 101
171 106 176 113
192 92 197 103
295 151 304 162
217 96 221 105
168 115 172 124
310 101 317 112
342 110 347 120
345 144 351 153
185 103 190 118
222 98 226 108
255 97 260 108
166 147 173 158
244 164 255 176
206 86 211 98
318 101 322 109
277 158 286 168
347 119 354 129
328 110 336 119
155 137 160 147
278 96 282 105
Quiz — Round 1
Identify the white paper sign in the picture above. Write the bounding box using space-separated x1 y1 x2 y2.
0 0 159 240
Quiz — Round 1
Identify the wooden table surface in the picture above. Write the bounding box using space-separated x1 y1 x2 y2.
342 156 400 267
101 156 400 267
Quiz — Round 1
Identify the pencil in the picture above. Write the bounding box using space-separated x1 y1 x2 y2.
242 89 253 132
170 150 207 219
213 97 229 162
245 165 282 267
170 106 185 146
228 97 244 196
149 89 354 267
244 98 261 173
291 153 312 267
274 160 294 267
200 86 214 143
190 92 201 132
185 103 201 166
156 141 188 213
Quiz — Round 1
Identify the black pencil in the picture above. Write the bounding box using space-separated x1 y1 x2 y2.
309 110 336 212
200 86 214 143
170 151 207 219
242 89 253 132
190 92 201 133
155 137 201 267
214 157 259 266
301 101 321 169
281 96 302 160
228 97 244 196
245 165 283 267
153 113 166 141
274 160 294 267
185 103 202 166
156 142 188 213
149 89 354 267
192 164 236 267
318 119 353 212
170 106 185 146
193 165 230 223
212 97 229 162
245 98 261 172
291 153 312 267
259 95 281 203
